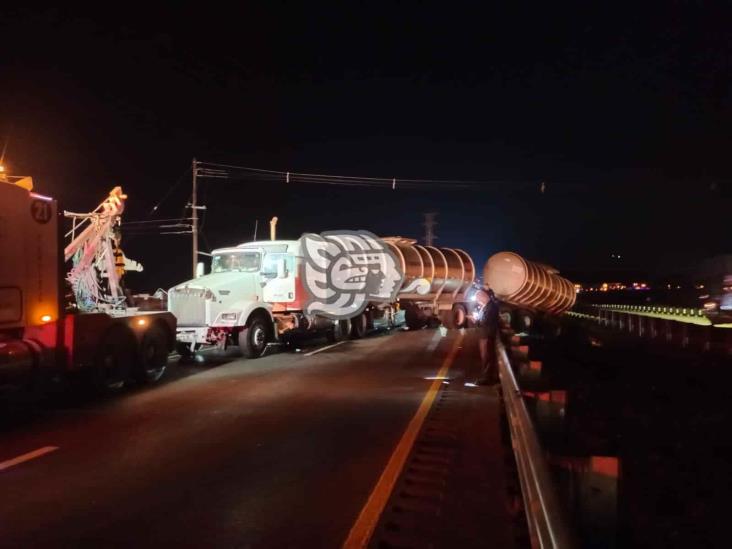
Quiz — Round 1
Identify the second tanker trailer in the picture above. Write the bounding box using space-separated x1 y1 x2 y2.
483 251 576 329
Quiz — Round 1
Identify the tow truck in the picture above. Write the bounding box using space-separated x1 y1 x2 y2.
0 168 176 394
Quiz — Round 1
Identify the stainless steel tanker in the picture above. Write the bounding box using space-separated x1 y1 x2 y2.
483 251 576 314
384 237 479 329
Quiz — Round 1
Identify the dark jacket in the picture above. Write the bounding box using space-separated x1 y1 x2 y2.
477 299 500 338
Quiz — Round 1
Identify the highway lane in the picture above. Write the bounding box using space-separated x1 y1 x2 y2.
0 327 498 547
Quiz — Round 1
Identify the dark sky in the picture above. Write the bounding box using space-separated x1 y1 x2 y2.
2 4 732 288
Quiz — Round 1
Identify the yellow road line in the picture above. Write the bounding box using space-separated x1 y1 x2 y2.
0 446 59 472
342 333 464 548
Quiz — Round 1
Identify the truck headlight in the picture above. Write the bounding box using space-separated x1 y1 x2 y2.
220 312 238 321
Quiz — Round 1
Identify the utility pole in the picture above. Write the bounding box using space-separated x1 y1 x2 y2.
423 212 437 246
191 158 199 278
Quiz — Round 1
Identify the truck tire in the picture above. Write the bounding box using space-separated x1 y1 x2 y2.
92 326 134 392
452 304 468 329
136 323 169 383
327 319 351 343
350 312 368 339
405 306 426 330
239 316 271 358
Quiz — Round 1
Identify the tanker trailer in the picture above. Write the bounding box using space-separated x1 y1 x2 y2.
383 237 479 330
483 251 576 330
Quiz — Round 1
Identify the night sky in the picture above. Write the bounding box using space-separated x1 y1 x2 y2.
2 4 731 289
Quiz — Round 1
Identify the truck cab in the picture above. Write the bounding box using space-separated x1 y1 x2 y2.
169 240 313 358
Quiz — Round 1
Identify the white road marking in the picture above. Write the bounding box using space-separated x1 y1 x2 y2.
426 329 443 352
0 446 59 472
304 341 347 356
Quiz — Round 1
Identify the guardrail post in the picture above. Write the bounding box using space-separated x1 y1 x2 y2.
663 320 673 343
649 317 659 339
627 313 635 334
680 323 689 348
637 315 645 338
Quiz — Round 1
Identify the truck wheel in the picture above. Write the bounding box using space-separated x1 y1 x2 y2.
136 324 169 383
350 312 368 339
239 316 270 358
452 304 468 328
93 327 134 392
405 306 426 330
327 318 351 343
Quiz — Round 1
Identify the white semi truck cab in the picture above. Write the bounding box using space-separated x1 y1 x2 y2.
170 239 347 358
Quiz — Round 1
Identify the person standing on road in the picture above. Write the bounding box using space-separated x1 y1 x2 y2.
474 288 500 386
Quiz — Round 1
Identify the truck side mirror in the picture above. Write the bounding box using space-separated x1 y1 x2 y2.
196 261 206 278
277 258 287 279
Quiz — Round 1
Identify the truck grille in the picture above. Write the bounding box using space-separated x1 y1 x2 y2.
169 291 207 326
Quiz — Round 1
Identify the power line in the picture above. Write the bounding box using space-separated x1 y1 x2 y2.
149 166 191 215
196 160 539 190
124 217 193 225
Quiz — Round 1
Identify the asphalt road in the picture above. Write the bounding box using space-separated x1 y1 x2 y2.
0 327 513 548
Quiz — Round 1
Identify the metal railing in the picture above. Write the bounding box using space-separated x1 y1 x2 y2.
497 337 576 549
592 303 707 319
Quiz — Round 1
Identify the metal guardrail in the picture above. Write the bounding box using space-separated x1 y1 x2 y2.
497 337 576 549
593 303 706 318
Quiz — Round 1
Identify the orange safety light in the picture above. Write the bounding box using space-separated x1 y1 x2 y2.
40 314 53 323
136 318 147 326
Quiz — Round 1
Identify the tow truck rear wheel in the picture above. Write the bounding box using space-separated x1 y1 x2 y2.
239 316 271 358
350 312 368 339
136 323 169 383
327 318 351 343
92 326 134 393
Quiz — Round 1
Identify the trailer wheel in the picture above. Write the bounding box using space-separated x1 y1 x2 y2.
350 312 368 339
136 324 169 383
239 316 271 358
452 304 468 329
405 306 426 330
93 326 134 392
327 318 351 343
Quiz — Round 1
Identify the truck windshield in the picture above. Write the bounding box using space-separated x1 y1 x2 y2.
211 252 261 273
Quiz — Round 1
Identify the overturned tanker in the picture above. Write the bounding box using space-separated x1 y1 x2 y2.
483 251 576 315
